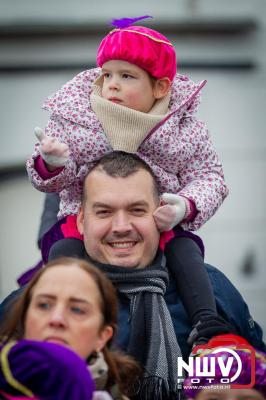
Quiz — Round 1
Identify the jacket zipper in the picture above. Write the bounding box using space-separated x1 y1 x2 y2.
142 79 207 144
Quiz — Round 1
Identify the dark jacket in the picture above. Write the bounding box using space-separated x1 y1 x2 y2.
113 262 265 359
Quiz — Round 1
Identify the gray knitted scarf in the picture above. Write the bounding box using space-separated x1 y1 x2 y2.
88 251 183 400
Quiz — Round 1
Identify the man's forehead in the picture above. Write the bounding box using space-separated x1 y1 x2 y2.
85 170 154 205
85 168 155 194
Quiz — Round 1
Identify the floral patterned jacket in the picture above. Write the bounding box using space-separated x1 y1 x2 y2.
26 68 228 230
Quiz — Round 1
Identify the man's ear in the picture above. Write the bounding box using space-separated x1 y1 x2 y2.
153 77 171 99
76 207 84 235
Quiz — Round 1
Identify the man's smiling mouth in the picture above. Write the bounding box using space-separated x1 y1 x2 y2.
109 242 136 248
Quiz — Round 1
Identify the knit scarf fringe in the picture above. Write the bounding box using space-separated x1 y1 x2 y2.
133 376 181 400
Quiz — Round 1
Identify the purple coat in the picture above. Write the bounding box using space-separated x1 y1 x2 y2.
26 68 228 230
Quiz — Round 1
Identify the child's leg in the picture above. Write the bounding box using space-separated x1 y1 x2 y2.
165 236 216 325
164 236 235 345
40 215 84 263
49 238 85 261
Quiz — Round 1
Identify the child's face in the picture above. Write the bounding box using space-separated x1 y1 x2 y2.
101 60 158 113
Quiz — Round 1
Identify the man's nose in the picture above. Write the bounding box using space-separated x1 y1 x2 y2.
112 212 132 234
49 306 67 328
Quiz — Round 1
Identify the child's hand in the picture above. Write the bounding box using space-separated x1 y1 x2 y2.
34 127 70 170
153 193 187 232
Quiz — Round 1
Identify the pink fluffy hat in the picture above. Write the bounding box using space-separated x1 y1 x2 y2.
97 16 177 81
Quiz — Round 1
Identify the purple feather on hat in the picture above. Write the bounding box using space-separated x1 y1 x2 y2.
110 15 153 29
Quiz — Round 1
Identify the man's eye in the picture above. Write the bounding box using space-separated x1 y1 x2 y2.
96 210 111 217
132 208 146 215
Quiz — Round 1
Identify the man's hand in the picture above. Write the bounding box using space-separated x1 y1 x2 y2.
34 127 70 170
153 193 187 232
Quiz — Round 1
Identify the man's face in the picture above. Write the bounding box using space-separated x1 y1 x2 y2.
77 168 160 268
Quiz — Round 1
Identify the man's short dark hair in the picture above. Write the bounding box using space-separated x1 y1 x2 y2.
82 151 160 202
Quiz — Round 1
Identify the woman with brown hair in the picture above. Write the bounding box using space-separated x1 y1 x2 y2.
0 257 140 400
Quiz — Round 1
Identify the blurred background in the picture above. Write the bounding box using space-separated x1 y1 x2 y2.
0 0 265 334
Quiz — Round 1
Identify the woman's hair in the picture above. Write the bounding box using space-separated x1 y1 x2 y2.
0 257 140 396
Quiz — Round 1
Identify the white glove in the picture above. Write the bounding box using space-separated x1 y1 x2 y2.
153 193 187 232
34 126 70 168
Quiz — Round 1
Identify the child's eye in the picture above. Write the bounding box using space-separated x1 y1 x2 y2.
102 72 111 79
122 73 134 79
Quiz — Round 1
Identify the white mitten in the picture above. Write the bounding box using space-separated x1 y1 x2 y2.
153 193 187 232
34 127 70 168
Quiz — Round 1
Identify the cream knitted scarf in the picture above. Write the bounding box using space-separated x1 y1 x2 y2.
90 77 170 152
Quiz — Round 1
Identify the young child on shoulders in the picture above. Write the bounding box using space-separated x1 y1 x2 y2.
26 16 233 346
